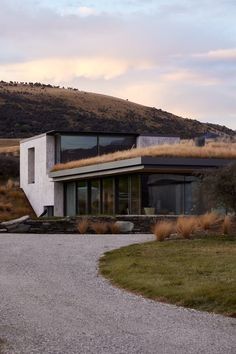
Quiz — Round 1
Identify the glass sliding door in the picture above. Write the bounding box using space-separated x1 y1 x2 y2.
118 176 129 214
102 178 114 215
130 175 140 214
65 182 76 216
142 174 185 215
77 181 88 215
91 179 100 214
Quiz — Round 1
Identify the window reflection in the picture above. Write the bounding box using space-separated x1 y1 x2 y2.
91 180 100 214
77 181 88 215
102 178 114 215
99 136 136 155
61 135 97 163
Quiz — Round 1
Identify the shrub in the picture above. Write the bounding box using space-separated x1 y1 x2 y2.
0 202 13 212
76 218 89 234
201 163 236 212
199 212 220 231
108 222 121 234
153 221 174 242
6 179 15 190
91 222 108 234
177 217 198 239
222 215 232 235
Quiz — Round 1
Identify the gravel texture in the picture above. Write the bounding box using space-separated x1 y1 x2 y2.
0 233 235 354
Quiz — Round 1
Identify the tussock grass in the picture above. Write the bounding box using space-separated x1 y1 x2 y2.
100 236 236 316
52 142 236 171
91 222 109 234
199 212 221 231
223 215 232 235
0 179 34 222
76 218 89 234
153 221 174 241
177 216 198 239
108 222 121 234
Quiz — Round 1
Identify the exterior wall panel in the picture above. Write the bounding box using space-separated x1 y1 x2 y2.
20 135 56 216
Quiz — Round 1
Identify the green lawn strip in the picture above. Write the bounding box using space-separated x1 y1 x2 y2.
99 236 236 316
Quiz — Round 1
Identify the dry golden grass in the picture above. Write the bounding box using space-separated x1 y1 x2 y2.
223 215 232 235
0 179 35 222
108 222 121 234
76 218 89 234
52 142 236 171
91 222 109 234
0 202 13 212
177 216 198 239
199 212 221 231
0 146 19 155
153 220 175 241
0 139 20 155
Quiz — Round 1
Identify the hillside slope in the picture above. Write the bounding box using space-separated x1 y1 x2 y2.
0 81 234 138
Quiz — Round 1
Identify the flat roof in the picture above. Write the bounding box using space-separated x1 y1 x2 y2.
49 156 233 182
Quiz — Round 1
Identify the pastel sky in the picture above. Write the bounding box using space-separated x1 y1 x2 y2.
1 0 236 129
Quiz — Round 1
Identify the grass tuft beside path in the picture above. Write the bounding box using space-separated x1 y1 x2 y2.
100 236 236 317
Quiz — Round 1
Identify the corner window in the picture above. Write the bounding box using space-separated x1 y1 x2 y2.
28 147 35 184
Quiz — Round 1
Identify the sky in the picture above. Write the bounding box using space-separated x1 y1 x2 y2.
0 0 236 129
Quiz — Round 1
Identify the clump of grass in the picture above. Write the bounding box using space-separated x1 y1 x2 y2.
108 222 121 234
0 202 13 212
199 212 220 231
177 216 198 239
153 220 174 241
76 218 89 234
92 222 109 234
223 215 232 235
5 178 15 190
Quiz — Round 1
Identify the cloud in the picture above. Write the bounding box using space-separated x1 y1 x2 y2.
0 57 153 82
193 48 236 61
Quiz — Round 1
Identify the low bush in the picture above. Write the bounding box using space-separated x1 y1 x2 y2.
108 222 121 234
177 216 198 239
223 215 232 235
76 218 89 234
199 212 220 231
153 220 174 241
91 222 109 234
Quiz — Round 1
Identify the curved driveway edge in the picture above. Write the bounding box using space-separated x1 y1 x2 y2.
0 233 235 354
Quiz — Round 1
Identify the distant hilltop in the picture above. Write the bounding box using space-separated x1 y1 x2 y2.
0 80 234 139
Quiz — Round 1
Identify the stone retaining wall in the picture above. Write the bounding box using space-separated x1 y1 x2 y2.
0 215 179 234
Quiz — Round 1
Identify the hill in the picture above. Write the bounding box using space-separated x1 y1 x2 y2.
0 81 234 139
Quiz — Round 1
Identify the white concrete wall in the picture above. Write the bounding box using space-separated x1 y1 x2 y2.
20 134 59 216
137 136 180 148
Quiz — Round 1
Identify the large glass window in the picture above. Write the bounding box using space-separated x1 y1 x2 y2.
99 136 136 155
61 135 98 163
102 178 114 214
91 180 100 214
65 182 76 216
141 174 206 215
130 175 140 214
77 181 88 215
118 176 129 214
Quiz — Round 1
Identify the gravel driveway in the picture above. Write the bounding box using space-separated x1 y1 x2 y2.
0 233 235 354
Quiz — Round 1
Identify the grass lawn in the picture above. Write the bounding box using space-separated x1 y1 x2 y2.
100 236 236 317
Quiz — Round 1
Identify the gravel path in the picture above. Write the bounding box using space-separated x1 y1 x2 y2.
0 233 235 354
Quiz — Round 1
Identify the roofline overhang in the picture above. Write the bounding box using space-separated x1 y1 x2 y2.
49 156 235 182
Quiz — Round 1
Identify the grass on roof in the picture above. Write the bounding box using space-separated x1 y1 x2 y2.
52 141 236 172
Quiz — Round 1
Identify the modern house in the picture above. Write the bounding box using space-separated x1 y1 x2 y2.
20 131 233 217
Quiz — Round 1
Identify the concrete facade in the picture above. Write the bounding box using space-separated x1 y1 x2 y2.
20 134 60 216
136 135 180 148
